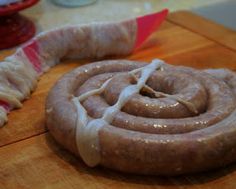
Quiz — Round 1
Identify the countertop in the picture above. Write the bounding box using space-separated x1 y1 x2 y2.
0 4 236 189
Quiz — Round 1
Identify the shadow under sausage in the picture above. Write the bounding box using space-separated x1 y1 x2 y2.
45 133 236 187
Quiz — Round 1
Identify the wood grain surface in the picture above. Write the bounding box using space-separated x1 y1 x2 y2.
0 11 236 189
167 11 236 51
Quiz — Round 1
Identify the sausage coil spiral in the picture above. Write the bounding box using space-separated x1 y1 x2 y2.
46 59 236 175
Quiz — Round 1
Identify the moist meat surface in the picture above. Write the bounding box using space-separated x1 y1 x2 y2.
46 60 236 175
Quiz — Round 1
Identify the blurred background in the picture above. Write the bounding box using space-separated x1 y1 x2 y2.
0 0 235 50
21 0 235 31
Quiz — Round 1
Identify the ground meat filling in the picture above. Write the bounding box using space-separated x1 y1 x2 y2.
46 60 236 175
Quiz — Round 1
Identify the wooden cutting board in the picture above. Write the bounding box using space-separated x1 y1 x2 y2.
1 11 236 189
